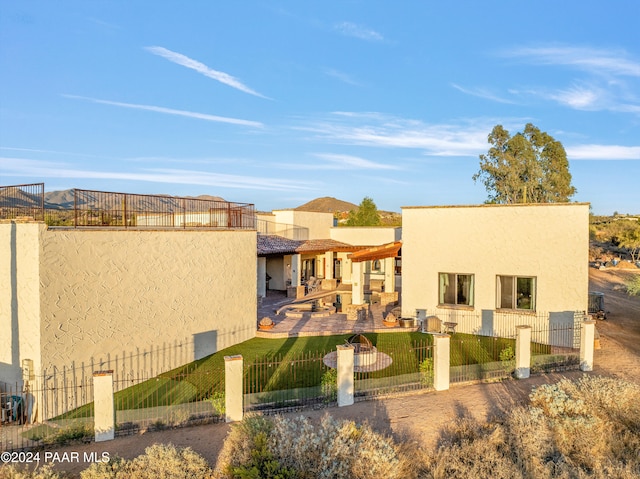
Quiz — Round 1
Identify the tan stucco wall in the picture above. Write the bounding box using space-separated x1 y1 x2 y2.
38 228 257 374
401 204 589 323
0 222 43 383
330 226 401 246
272 210 333 239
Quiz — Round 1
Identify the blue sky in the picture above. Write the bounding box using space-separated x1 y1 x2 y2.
1 1 639 215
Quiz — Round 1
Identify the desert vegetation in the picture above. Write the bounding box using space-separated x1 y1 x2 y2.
2 375 639 478
214 376 640 478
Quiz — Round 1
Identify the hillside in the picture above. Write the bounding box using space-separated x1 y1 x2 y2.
295 196 402 226
294 196 358 213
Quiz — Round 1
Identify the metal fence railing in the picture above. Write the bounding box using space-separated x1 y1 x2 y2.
0 183 44 221
256 219 309 240
1 324 584 452
244 351 333 412
0 184 256 230
71 189 256 229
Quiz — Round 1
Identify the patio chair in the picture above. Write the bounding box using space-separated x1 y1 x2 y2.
306 277 319 294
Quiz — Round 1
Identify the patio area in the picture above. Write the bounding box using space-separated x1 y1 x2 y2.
256 288 411 338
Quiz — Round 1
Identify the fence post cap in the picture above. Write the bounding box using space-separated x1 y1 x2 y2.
337 344 355 351
224 355 243 361
93 370 114 376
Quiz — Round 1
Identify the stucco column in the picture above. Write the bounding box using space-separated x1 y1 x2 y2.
433 334 450 391
291 254 301 287
224 355 243 422
384 257 395 292
351 261 364 305
93 370 115 442
515 325 532 379
324 251 334 280
336 345 354 407
257 257 267 298
580 320 596 372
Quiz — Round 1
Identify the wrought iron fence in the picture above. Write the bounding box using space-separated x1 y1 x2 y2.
0 183 44 221
244 351 333 412
0 184 256 230
72 189 255 229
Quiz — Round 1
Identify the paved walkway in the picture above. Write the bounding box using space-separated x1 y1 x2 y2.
257 289 410 337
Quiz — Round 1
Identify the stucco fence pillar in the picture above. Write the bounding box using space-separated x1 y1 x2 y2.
515 325 532 379
93 370 115 442
337 345 355 407
225 355 244 422
580 320 596 372
433 334 450 391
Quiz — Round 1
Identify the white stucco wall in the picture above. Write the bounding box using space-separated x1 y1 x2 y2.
0 222 43 384
37 228 257 374
401 204 589 332
330 226 401 246
272 210 333 240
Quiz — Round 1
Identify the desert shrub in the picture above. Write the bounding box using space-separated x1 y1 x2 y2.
424 376 640 478
419 358 434 386
215 414 410 479
215 414 275 478
80 444 211 479
229 432 297 479
430 420 523 479
0 465 62 479
208 392 225 416
320 368 337 401
626 274 640 296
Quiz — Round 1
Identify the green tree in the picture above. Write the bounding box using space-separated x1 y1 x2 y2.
473 123 576 204
346 196 381 226
618 219 640 262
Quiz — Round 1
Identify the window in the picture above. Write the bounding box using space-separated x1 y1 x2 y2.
439 273 474 307
497 276 536 310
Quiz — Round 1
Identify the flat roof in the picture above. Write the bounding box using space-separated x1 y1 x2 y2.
401 202 590 210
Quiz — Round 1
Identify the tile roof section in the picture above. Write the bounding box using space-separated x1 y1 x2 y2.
257 235 303 255
258 236 362 256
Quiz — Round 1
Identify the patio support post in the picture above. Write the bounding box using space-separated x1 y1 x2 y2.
291 254 301 287
515 325 532 379
224 355 243 422
433 334 450 391
257 257 267 298
324 251 334 280
580 320 596 372
352 261 364 305
384 257 395 292
336 345 354 407
93 370 115 442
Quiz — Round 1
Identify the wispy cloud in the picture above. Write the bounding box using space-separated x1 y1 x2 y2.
334 22 383 41
279 153 400 170
502 45 640 77
566 144 640 160
296 112 498 157
145 46 269 98
499 45 640 114
325 68 361 86
63 95 263 127
451 83 517 104
0 158 313 191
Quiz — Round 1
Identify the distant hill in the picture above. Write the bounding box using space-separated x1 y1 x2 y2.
295 197 358 213
295 196 402 226
0 188 226 211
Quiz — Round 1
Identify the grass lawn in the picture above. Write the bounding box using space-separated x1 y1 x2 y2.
58 331 533 419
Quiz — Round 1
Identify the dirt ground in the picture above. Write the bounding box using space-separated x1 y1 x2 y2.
26 268 640 478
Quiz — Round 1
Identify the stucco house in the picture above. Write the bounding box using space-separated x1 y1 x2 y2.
1 215 258 390
256 209 402 305
401 203 590 344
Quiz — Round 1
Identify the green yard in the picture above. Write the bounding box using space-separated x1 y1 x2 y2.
57 331 528 420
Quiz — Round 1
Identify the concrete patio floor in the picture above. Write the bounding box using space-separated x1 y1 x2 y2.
256 288 412 338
